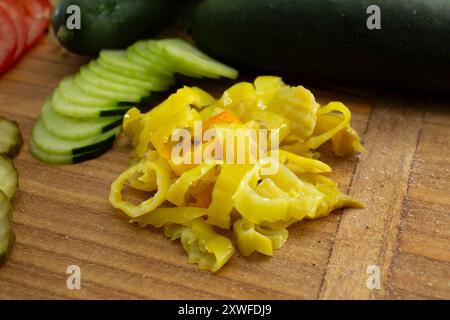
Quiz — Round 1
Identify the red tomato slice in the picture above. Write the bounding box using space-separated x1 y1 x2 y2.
19 0 51 49
0 6 17 74
0 0 28 61
24 16 49 48
20 0 51 20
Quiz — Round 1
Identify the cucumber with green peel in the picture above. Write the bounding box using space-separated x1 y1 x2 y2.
52 0 176 55
0 155 18 200
0 190 14 266
41 99 122 140
79 66 150 97
32 118 120 156
59 77 118 108
52 90 131 119
74 74 144 103
190 0 450 94
0 117 23 158
157 38 239 79
29 138 114 165
88 60 160 92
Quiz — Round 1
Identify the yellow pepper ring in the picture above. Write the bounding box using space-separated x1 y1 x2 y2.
233 159 295 224
109 159 172 218
303 102 352 150
166 163 217 207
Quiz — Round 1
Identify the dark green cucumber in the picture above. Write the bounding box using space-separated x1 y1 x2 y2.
190 0 450 94
52 0 176 55
0 190 14 266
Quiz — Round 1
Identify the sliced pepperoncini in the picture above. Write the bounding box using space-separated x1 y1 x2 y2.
111 76 365 272
165 219 235 272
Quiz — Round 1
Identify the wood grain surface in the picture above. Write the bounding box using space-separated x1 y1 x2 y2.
0 37 449 300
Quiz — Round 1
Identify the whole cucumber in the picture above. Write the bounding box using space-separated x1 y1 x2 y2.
53 0 177 55
190 0 450 94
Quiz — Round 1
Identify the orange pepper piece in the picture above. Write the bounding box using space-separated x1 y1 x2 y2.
203 111 241 131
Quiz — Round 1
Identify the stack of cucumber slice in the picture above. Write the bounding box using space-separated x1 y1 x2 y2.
0 117 22 265
31 38 239 165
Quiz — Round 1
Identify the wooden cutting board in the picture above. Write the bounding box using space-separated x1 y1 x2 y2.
0 37 449 300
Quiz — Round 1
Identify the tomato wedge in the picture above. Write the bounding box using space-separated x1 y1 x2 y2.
0 6 17 74
0 0 28 61
19 0 51 49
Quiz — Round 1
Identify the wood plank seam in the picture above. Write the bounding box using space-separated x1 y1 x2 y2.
318 94 425 299
385 117 425 298
316 100 375 299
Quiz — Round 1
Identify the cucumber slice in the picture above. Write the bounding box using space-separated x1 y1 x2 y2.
88 60 163 92
59 77 117 108
99 50 155 79
0 190 15 266
0 155 18 200
52 90 131 119
74 74 143 103
158 38 239 79
41 99 122 140
143 40 207 78
99 50 175 86
127 42 174 77
32 118 120 155
30 138 114 165
0 117 23 158
146 40 177 71
79 65 150 97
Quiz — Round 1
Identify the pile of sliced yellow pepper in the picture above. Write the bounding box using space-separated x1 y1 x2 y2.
110 76 365 272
